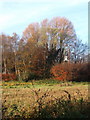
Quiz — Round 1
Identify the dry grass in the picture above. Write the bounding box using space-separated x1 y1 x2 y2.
2 83 89 118
2 84 88 102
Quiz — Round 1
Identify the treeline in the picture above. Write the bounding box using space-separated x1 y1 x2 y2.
0 17 88 81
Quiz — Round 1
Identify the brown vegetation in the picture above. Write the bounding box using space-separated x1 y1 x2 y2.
51 62 89 82
2 83 89 119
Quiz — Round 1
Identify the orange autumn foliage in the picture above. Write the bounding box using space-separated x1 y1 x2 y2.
51 62 90 82
51 63 73 81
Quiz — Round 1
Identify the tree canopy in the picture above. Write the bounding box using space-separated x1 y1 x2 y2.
1 17 88 81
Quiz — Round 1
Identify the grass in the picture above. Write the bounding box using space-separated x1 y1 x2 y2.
1 79 88 88
1 79 90 119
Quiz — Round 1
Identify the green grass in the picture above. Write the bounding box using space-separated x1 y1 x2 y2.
1 79 89 89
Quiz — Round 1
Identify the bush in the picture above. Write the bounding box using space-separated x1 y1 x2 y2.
75 62 90 82
50 62 90 82
2 73 16 82
51 63 73 81
23 72 40 82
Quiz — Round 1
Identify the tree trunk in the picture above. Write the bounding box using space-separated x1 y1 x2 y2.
3 58 7 74
14 51 18 75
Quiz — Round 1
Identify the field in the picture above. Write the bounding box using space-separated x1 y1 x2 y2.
1 80 90 119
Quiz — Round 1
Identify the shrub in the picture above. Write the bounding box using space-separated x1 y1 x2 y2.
2 73 16 82
23 72 40 82
50 62 89 82
75 62 90 82
51 63 73 81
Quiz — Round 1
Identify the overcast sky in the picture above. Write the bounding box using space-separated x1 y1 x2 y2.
0 0 89 43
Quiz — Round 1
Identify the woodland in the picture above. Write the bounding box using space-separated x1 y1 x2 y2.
1 17 89 82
